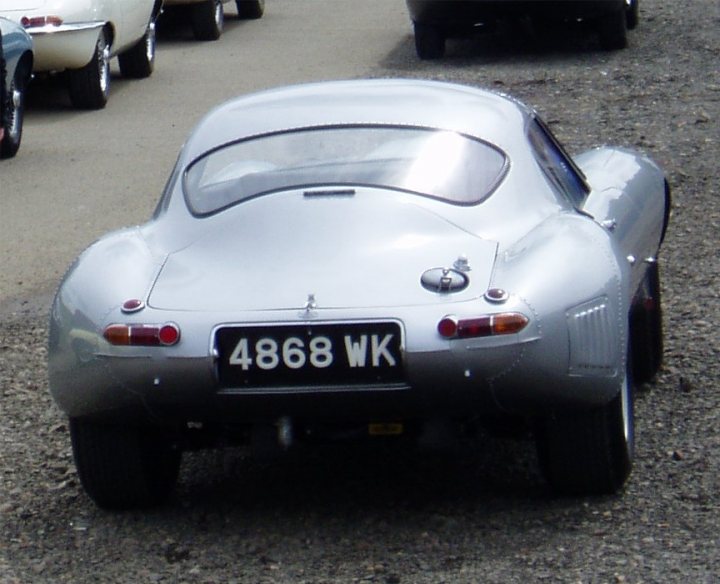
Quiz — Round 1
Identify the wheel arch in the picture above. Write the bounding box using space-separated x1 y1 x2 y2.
16 50 34 82
103 22 116 49
660 178 671 243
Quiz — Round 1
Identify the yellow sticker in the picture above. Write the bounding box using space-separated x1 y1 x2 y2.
368 422 404 436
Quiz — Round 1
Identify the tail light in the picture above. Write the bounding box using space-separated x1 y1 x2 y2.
21 16 63 28
438 313 529 339
104 323 181 346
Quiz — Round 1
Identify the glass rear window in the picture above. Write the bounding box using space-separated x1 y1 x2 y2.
183 126 508 215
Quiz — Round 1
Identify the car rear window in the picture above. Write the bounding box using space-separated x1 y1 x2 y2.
183 126 508 215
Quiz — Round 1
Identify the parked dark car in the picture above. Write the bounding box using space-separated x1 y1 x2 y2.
406 0 639 59
162 0 264 42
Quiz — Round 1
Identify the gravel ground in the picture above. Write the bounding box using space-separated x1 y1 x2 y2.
1 0 719 582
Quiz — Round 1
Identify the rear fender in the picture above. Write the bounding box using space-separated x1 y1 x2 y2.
49 229 166 367
487 212 629 413
16 50 34 82
577 146 667 295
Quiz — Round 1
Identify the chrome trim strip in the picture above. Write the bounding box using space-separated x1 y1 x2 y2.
25 21 105 36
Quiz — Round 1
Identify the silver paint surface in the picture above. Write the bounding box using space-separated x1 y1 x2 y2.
48 80 667 422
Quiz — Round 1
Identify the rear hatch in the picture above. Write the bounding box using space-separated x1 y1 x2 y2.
149 190 497 312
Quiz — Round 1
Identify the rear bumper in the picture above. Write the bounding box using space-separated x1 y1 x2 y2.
164 0 231 4
49 265 627 425
25 22 104 71
49 335 622 426
407 0 625 26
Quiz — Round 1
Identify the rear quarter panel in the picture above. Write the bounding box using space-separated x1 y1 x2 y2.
487 211 629 413
578 147 667 295
48 228 167 415
106 0 155 53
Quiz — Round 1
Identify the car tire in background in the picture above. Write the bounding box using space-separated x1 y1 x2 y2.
630 261 664 385
626 0 639 30
0 66 27 159
192 0 224 41
68 29 111 109
413 22 446 59
236 0 265 19
70 418 181 509
597 8 628 50
118 20 157 78
536 368 634 495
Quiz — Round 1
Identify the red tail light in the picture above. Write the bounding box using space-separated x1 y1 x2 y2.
438 313 528 339
21 15 63 28
104 323 181 346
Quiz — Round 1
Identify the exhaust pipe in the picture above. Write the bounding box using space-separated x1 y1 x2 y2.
276 416 293 449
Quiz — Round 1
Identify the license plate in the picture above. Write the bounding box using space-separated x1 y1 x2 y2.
215 322 404 390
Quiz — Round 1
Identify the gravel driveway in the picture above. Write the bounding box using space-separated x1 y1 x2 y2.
1 0 718 581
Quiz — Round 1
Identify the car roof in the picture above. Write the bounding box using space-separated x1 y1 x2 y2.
179 79 534 165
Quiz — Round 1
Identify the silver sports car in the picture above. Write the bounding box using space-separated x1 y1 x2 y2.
49 79 669 508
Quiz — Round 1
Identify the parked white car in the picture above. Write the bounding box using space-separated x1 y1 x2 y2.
0 0 163 109
163 0 264 41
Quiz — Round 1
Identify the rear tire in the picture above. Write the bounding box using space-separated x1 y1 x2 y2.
536 369 634 495
597 8 628 50
0 67 27 159
630 261 664 384
118 21 156 78
626 0 639 30
192 0 224 41
70 418 181 509
68 29 111 109
413 22 445 60
237 0 265 19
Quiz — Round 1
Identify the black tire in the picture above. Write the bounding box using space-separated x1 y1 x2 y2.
626 0 639 30
661 179 671 243
597 8 628 50
68 30 111 110
236 0 265 19
0 67 27 159
192 0 224 41
413 22 445 60
118 21 156 78
630 261 664 385
70 418 181 509
536 370 634 495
